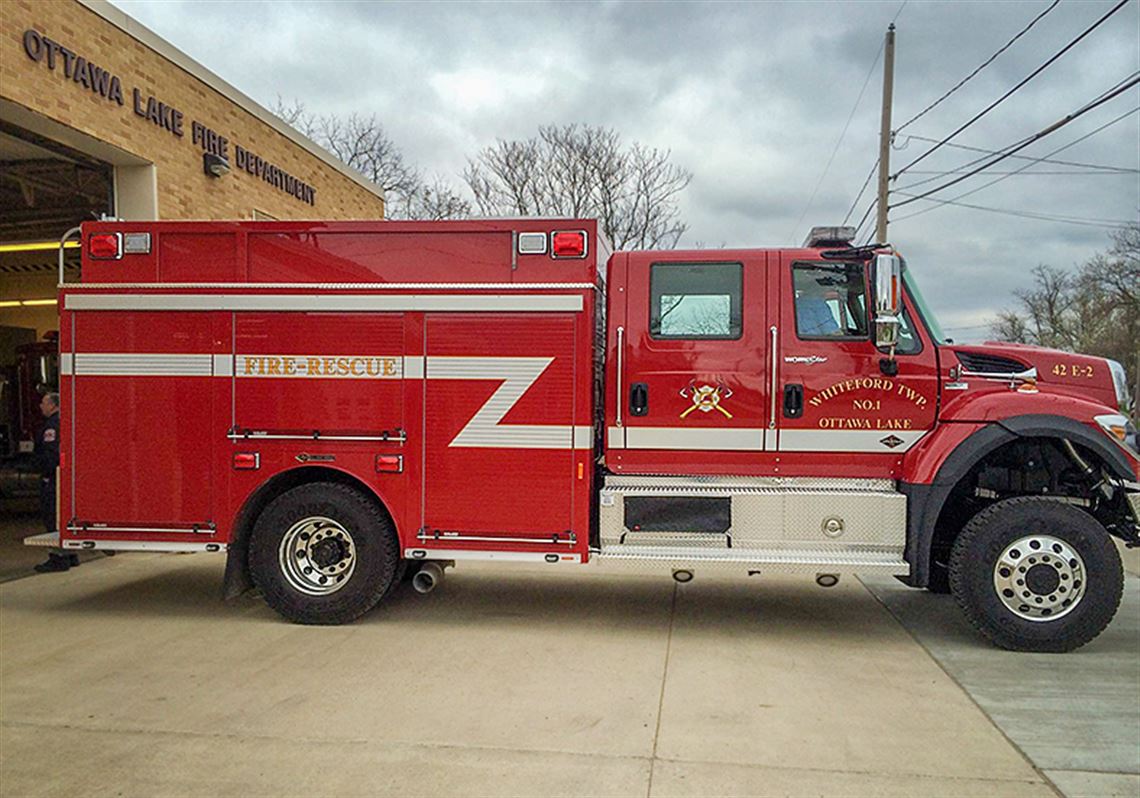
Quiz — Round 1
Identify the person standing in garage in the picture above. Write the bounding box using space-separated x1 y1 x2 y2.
33 392 76 573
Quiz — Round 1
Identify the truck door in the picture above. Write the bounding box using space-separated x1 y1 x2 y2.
776 254 938 462
610 252 770 473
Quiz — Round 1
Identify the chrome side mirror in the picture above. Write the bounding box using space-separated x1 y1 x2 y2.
873 253 902 350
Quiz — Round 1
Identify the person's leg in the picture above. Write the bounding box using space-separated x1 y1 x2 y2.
34 474 75 572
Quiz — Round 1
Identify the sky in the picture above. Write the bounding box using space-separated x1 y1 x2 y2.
110 0 1139 340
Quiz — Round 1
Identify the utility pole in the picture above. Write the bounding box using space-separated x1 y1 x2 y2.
875 23 896 244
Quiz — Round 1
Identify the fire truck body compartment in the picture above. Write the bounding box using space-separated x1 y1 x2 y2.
60 220 601 559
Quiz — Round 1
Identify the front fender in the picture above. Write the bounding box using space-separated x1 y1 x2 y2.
939 386 1115 425
899 413 1137 587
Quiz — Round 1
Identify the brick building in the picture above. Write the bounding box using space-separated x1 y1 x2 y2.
0 0 386 337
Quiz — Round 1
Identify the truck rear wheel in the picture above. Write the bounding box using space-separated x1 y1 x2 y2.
949 497 1123 652
249 482 399 625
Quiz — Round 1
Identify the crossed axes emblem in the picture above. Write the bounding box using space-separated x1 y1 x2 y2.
679 380 734 419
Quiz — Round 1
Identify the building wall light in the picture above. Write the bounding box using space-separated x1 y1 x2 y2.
204 152 231 178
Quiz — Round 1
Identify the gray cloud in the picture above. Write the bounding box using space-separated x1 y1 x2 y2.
111 0 1139 340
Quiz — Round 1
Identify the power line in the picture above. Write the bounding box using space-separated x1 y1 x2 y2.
892 105 1140 223
853 197 878 241
842 158 879 225
904 169 1130 176
895 133 1138 174
892 0 1132 178
789 25 889 241
894 0 1061 134
891 73 1140 209
891 192 1138 228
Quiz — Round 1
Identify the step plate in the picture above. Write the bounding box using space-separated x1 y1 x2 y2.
596 545 909 574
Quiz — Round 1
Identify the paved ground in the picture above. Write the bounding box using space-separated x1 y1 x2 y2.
0 514 1137 797
863 574 1140 798
0 507 104 582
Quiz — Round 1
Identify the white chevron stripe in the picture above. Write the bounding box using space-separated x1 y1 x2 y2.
427 356 588 449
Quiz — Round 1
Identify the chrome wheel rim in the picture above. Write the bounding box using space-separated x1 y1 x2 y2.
278 516 356 596
993 534 1085 622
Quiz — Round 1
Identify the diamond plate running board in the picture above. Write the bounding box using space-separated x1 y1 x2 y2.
597 544 909 574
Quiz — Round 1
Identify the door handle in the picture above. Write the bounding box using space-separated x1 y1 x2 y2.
629 383 649 416
783 384 804 418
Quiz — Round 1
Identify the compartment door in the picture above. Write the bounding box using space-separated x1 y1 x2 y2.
70 312 220 529
422 313 577 543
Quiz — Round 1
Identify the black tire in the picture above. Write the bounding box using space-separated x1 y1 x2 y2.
248 482 399 625
949 496 1123 652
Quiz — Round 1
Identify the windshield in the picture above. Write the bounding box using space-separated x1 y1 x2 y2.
902 266 947 344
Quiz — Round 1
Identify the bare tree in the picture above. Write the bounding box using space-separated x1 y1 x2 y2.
992 224 1140 413
389 176 472 221
464 124 692 249
271 97 468 220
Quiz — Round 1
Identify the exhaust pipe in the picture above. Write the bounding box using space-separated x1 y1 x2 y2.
412 561 446 594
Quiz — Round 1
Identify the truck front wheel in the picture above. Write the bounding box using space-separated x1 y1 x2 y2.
949 497 1123 652
249 482 399 624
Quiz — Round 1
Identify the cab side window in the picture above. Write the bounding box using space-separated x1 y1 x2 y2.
793 262 869 339
650 262 743 339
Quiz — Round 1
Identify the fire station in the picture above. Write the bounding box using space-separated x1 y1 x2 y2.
1 0 385 333
0 0 384 549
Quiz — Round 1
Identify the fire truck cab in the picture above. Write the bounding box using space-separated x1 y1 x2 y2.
37 220 1140 652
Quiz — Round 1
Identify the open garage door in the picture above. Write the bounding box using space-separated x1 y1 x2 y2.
0 124 112 577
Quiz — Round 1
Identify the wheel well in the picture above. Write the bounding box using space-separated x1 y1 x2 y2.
221 467 394 600
927 436 1130 577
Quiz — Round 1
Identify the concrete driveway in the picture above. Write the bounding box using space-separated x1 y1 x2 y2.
1 533 1137 797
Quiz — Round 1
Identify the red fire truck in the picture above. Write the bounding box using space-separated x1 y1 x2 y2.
33 220 1139 651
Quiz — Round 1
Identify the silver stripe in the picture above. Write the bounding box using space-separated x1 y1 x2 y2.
572 426 594 449
778 428 929 453
59 353 74 376
66 282 597 290
607 426 626 449
73 353 213 376
405 548 582 563
623 426 767 451
65 293 584 312
212 354 233 376
404 355 425 379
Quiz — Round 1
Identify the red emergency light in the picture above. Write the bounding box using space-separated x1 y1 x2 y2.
551 230 587 259
87 233 121 260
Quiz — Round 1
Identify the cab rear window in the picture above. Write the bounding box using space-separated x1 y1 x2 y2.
650 262 743 339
